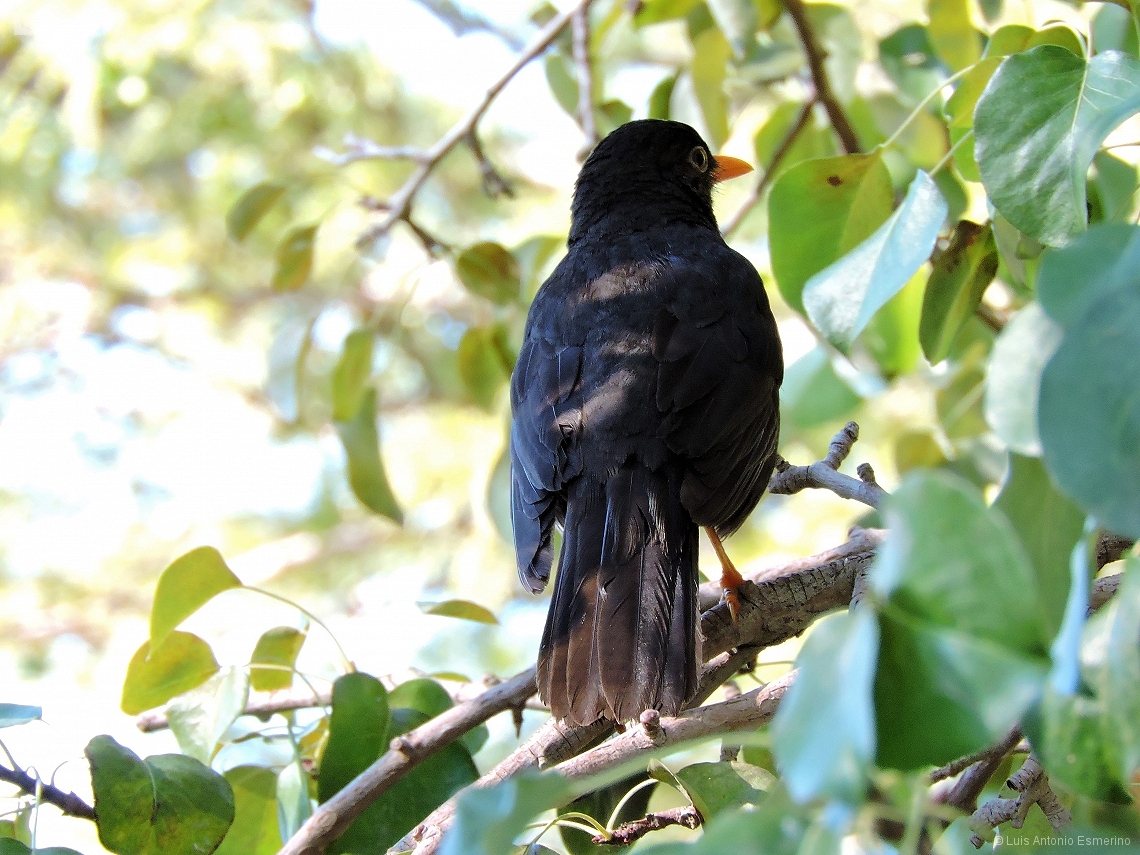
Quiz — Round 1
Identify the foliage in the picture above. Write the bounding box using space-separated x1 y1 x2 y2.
3 0 1140 853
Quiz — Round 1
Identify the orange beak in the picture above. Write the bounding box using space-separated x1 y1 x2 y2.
713 155 754 183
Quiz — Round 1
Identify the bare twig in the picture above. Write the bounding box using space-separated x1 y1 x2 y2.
596 805 702 845
463 131 514 199
781 0 860 154
721 98 817 237
937 727 1023 813
354 0 590 251
315 134 432 167
572 2 598 159
0 763 95 821
768 422 889 508
967 755 1071 849
275 669 538 855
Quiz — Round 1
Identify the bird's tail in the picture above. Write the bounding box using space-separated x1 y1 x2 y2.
537 465 699 725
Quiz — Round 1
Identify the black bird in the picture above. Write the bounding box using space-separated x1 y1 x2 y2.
510 119 783 726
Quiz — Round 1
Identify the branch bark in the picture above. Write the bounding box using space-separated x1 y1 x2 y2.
572 2 598 159
0 763 96 821
781 0 861 154
768 422 889 508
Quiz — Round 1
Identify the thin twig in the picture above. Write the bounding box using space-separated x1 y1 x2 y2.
572 2 598 159
595 805 702 846
0 764 95 822
354 0 589 252
314 134 432 167
768 422 889 508
781 0 860 154
722 98 816 237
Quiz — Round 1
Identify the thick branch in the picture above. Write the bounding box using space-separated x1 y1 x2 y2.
0 763 96 821
721 98 816 237
275 669 537 855
353 0 588 251
768 422 889 508
782 0 860 154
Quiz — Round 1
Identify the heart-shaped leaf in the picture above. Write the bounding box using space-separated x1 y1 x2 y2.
122 632 220 715
151 547 241 649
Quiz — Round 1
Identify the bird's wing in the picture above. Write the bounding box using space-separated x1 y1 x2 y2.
509 330 583 593
653 255 783 535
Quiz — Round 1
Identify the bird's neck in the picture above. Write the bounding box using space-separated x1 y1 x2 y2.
568 184 718 247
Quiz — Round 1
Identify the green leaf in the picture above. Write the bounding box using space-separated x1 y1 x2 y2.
226 183 285 242
350 709 478 853
417 599 498 624
1084 560 1140 782
0 705 41 728
648 73 677 120
880 24 947 105
249 626 306 692
768 152 894 315
943 58 1001 182
457 325 513 411
275 762 311 844
772 610 878 803
993 455 1086 640
975 47 1140 246
875 610 1048 769
455 242 520 305
928 0 982 72
86 736 235 855
151 546 241 649
871 470 1048 654
862 266 924 378
1036 223 1140 328
936 361 988 440
271 224 318 291
895 428 949 474
215 767 281 855
920 220 998 363
543 51 578 116
803 170 948 348
595 100 633 137
633 0 701 27
984 302 1063 457
317 673 390 805
121 632 220 715
778 347 861 434
439 771 571 855
707 0 758 57
387 678 488 755
331 330 374 423
690 26 730 148
558 773 654 855
167 667 250 764
1025 690 1132 804
0 842 84 855
335 387 402 523
1039 280 1140 538
674 762 773 819
1091 150 1140 224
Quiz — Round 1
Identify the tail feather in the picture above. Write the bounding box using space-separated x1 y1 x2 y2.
537 465 699 725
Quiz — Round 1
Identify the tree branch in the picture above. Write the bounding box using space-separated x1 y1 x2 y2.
572 2 598 159
275 668 538 855
967 755 1071 849
595 805 702 846
768 422 889 508
0 762 96 821
721 98 817 237
781 0 860 154
352 0 590 252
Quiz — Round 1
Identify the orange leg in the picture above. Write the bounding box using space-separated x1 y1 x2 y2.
705 527 744 621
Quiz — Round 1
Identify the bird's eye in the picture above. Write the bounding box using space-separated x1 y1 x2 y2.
688 146 709 173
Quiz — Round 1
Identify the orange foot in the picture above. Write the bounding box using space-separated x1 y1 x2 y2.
705 527 745 622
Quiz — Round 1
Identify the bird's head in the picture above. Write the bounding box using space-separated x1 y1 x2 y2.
569 119 752 244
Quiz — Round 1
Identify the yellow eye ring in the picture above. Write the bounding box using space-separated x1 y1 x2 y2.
688 146 709 173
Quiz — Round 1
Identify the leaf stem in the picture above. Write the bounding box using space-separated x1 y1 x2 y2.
246 586 354 673
883 65 976 151
929 129 973 178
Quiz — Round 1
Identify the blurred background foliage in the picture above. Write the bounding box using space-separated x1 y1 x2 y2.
1 0 1139 851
